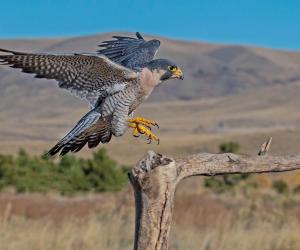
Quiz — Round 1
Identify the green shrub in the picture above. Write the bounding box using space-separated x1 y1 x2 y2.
219 141 240 154
0 148 129 195
273 180 289 194
204 175 232 194
204 141 250 193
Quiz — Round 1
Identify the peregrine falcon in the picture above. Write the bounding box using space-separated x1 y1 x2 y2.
0 32 184 156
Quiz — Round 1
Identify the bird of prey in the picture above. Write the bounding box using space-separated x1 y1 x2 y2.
0 32 184 156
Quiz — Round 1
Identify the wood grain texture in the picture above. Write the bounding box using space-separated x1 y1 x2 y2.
129 150 300 250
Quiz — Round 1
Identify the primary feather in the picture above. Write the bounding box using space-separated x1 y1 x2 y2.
0 49 137 107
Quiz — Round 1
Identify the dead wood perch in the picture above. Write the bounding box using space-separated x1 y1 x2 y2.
128 139 300 250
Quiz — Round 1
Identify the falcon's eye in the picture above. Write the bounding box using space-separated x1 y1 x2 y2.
168 65 177 72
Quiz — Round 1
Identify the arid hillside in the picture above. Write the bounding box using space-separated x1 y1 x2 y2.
1 32 300 105
1 33 300 163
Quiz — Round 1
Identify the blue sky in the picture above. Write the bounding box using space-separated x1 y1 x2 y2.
0 0 299 50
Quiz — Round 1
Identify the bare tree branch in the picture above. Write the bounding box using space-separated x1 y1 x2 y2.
129 150 300 250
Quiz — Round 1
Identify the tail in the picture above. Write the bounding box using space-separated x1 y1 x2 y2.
46 110 112 156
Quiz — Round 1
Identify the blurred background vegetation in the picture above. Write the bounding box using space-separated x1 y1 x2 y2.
0 149 129 195
0 142 298 196
203 141 300 195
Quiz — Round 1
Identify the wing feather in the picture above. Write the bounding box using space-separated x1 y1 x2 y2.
98 32 160 69
0 49 137 107
46 110 112 156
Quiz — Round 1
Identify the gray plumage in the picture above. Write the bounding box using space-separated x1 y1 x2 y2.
0 32 183 156
98 32 160 70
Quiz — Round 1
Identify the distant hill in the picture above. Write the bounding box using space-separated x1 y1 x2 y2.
1 33 300 159
1 33 300 107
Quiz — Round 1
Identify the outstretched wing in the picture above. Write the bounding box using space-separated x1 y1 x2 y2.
98 32 160 69
0 48 137 107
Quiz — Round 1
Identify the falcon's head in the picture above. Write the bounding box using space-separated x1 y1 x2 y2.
147 59 184 82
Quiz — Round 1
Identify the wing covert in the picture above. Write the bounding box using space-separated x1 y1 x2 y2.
98 32 160 69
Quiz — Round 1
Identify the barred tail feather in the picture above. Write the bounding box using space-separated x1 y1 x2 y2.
46 110 109 156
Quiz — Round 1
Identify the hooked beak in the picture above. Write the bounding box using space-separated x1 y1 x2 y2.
172 67 184 80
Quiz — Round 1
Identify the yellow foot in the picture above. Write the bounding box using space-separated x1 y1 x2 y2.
128 117 160 144
128 117 159 129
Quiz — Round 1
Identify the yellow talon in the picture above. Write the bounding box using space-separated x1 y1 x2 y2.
128 117 160 144
132 127 140 137
128 117 159 129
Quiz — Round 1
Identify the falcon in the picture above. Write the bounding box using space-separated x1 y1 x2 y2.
0 32 184 156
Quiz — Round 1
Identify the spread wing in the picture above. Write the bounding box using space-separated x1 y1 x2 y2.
98 32 160 70
0 48 138 107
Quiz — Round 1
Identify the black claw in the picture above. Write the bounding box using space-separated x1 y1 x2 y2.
155 123 159 129
142 124 152 130
133 134 140 138
147 137 152 144
157 139 160 145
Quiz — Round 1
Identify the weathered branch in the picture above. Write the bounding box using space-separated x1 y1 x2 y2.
258 137 272 156
129 145 300 250
175 152 300 181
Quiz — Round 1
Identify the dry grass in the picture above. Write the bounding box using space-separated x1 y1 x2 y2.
0 192 135 250
2 212 299 250
1 189 300 250
0 213 133 250
171 215 300 250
